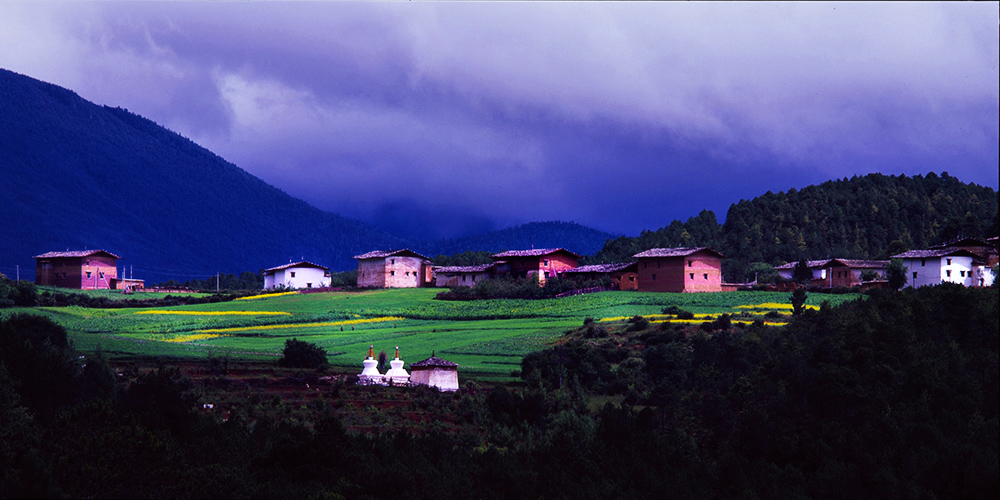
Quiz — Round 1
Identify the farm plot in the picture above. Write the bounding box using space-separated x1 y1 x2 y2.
28 288 863 377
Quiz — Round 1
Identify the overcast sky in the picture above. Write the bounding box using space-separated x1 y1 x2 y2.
2 1 997 238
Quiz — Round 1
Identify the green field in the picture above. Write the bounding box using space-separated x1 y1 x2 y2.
9 288 863 378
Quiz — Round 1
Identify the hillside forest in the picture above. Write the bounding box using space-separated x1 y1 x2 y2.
588 172 998 282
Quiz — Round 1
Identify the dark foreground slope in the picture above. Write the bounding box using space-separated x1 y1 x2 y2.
0 68 402 280
2 286 995 499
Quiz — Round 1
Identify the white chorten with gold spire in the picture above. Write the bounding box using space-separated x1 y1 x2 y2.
358 344 384 385
383 346 410 386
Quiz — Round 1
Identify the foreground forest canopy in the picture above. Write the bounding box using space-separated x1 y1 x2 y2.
2 284 996 499
589 172 998 281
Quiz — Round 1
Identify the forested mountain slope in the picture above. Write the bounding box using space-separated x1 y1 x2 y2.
0 68 414 280
590 173 998 281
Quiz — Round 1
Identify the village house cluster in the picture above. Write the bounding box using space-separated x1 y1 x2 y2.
31 237 998 293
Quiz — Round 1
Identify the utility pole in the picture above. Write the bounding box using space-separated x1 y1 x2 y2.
217 272 220 293
16 265 19 281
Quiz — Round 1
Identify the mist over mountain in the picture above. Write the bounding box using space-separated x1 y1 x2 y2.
0 69 611 281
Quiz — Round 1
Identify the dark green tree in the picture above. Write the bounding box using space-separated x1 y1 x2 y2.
278 338 329 370
886 258 908 290
790 287 808 316
792 259 813 284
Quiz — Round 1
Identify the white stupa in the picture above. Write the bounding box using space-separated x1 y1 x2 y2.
358 344 384 385
383 346 410 386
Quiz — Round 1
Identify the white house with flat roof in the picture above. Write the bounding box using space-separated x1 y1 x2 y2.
262 261 330 290
892 249 979 288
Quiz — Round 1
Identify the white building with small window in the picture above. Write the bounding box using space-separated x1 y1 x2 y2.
262 261 330 290
892 249 980 288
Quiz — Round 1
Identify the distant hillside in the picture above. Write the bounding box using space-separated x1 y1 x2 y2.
0 68 407 280
0 69 615 282
590 173 998 281
417 221 615 258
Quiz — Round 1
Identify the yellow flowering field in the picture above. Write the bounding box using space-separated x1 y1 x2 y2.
197 316 405 334
235 291 299 301
133 310 291 316
736 303 820 311
164 333 228 343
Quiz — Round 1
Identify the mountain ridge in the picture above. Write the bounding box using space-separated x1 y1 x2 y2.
0 68 612 281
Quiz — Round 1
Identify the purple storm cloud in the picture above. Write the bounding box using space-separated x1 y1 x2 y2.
1 1 996 237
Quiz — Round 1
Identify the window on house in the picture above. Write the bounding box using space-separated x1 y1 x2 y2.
946 270 951 277
688 260 692 267
391 259 395 265
703 273 708 280
544 272 550 278
99 272 104 279
543 259 549 266
306 283 312 288
86 271 92 279
290 272 296 278
689 273 694 280
960 271 965 277
946 258 952 265
913 272 918 279
390 271 395 276
644 262 647 269
921 259 925 266
652 274 656 280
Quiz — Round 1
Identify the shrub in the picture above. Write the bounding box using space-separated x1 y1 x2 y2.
278 338 329 370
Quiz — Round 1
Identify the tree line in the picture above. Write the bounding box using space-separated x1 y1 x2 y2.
586 172 999 282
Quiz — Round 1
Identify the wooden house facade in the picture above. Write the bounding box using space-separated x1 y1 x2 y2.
354 249 432 288
632 247 724 293
433 264 495 288
491 248 580 284
562 262 639 291
33 250 120 290
776 259 888 288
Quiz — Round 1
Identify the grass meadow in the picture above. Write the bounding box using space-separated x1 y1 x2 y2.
9 288 863 379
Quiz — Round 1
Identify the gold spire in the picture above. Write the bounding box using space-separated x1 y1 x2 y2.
394 346 400 359
367 344 375 359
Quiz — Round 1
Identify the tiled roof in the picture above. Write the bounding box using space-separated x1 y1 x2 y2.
491 248 581 258
435 264 494 273
892 249 978 259
774 260 832 270
831 259 888 269
775 259 887 270
563 262 637 274
410 356 459 368
632 247 724 259
263 261 329 273
33 250 121 259
353 249 430 260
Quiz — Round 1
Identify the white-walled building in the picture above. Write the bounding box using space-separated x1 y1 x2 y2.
409 355 459 392
892 249 981 288
262 261 330 290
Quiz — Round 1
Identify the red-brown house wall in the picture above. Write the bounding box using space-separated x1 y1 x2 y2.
35 255 118 290
636 252 722 293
